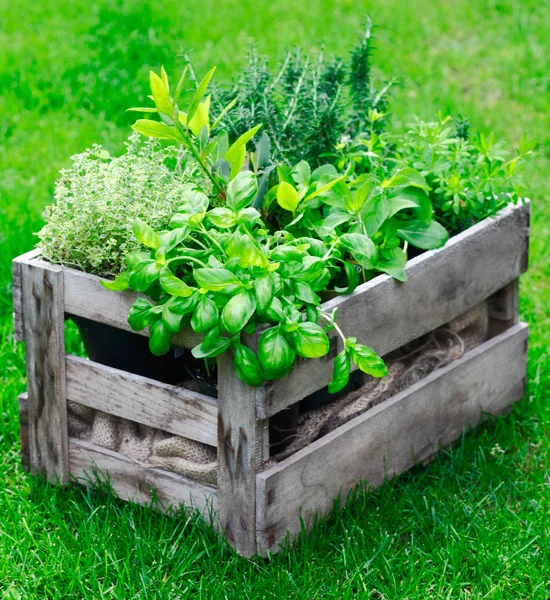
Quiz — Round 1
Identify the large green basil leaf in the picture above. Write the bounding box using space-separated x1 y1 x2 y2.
193 268 240 292
361 194 390 236
335 262 361 294
221 290 256 335
159 266 194 297
290 322 330 358
277 181 300 213
350 344 387 377
129 260 159 293
149 319 172 356
207 207 238 229
128 298 154 331
328 349 351 394
133 218 160 249
258 327 296 374
226 170 258 211
377 247 408 282
190 295 219 333
234 343 264 386
101 271 131 291
254 274 275 313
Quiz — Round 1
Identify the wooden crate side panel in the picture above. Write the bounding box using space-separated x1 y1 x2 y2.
69 438 217 518
65 356 218 447
63 267 201 349
216 353 269 557
261 202 530 417
257 323 528 553
22 259 69 483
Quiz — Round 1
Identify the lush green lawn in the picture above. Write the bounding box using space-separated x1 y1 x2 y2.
1 0 549 597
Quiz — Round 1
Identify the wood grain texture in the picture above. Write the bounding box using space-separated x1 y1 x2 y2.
260 202 530 418
65 355 218 446
256 323 529 554
12 249 41 341
69 438 216 517
488 280 519 337
216 352 269 557
18 392 30 470
63 266 201 348
22 259 69 483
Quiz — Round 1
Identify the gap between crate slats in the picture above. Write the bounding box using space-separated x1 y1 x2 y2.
65 355 218 447
256 322 528 554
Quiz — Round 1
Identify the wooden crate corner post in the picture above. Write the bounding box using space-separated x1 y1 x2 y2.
216 352 269 557
18 256 69 484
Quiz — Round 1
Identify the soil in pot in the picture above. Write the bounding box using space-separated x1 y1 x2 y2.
71 315 217 393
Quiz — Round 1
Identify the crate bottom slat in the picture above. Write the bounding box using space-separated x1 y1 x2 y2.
256 322 528 554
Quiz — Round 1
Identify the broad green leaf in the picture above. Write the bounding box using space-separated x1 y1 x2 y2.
193 268 240 292
190 295 219 333
159 266 194 297
350 344 387 377
361 193 390 236
397 220 449 250
258 327 296 373
346 179 375 214
277 181 300 212
128 298 154 331
340 233 377 261
233 343 264 386
101 271 130 291
221 290 256 335
290 322 330 358
293 281 319 305
173 65 189 104
384 167 430 191
161 295 196 332
159 227 189 252
149 70 172 115
328 350 351 393
187 67 216 123
187 96 211 136
392 186 433 223
265 296 285 322
226 171 258 211
386 195 420 218
149 319 172 356
254 274 275 313
132 119 183 142
237 207 261 224
207 207 238 229
129 260 158 292
133 218 160 249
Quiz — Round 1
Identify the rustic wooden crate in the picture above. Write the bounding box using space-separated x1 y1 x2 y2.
13 202 530 557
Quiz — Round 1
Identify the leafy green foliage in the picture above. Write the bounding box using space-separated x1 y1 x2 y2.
208 25 392 167
100 67 457 388
37 134 203 277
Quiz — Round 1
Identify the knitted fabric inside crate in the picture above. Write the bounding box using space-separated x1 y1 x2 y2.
67 302 488 484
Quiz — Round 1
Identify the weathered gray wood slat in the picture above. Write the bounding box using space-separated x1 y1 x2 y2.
18 392 30 469
63 267 201 349
260 202 530 418
65 355 218 446
69 438 216 516
487 279 519 337
12 249 41 341
256 323 528 553
216 352 269 557
21 259 69 483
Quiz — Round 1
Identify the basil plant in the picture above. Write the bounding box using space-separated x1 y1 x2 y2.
103 67 450 391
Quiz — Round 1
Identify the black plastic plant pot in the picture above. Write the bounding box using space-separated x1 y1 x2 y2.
70 315 217 395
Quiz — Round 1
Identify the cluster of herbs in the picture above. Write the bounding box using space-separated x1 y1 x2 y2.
101 66 449 390
207 19 392 167
41 22 533 390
